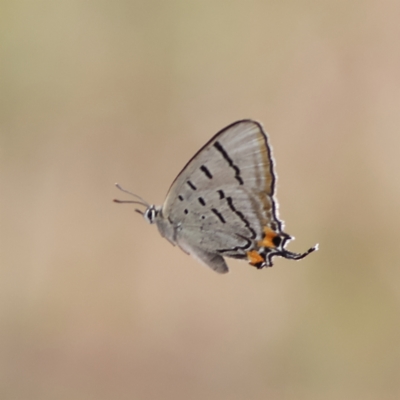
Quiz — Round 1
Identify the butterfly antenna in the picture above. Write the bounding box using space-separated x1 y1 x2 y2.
113 183 150 207
113 199 147 216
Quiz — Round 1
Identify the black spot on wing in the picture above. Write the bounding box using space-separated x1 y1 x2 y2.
186 180 197 190
211 208 226 223
217 190 225 199
200 165 213 179
213 141 244 185
178 195 184 201
198 197 206 206
272 235 282 247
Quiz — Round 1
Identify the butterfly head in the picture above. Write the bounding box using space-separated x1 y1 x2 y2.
143 205 161 224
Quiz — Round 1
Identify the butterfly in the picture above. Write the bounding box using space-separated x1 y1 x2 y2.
114 120 317 273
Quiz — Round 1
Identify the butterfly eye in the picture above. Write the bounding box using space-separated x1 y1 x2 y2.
144 206 158 224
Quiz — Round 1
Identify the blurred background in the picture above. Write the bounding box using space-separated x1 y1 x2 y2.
1 1 400 399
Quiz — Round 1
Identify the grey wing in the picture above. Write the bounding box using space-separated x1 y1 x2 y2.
161 120 282 260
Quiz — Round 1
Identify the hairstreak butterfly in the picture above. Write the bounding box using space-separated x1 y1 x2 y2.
114 120 317 273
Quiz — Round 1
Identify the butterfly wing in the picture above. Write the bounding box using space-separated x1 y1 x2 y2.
160 120 286 269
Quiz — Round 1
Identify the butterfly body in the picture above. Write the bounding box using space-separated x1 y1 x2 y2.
125 120 317 274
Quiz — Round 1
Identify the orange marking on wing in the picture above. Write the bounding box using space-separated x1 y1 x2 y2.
258 227 279 248
247 250 265 266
